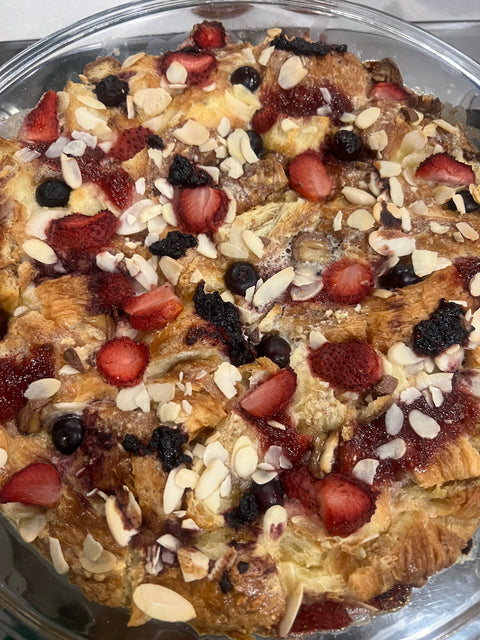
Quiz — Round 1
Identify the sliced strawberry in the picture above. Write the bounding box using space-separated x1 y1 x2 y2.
415 152 475 185
0 463 62 507
20 90 59 143
240 367 297 418
109 126 151 162
322 257 374 305
87 271 135 314
282 466 319 511
96 336 149 387
192 20 226 49
159 50 217 86
122 283 184 331
251 104 278 133
317 472 374 536
288 151 333 201
309 341 382 392
177 186 229 234
370 81 410 101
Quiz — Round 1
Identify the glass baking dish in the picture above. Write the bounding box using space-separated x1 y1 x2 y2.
1 1 480 639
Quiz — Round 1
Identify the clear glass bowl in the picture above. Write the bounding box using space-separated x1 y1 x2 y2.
1 1 480 639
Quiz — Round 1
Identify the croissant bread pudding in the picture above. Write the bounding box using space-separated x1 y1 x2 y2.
1 18 480 639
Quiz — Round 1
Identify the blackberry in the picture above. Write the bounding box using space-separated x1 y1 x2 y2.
94 74 129 107
167 154 213 188
149 231 197 259
225 492 259 528
271 33 347 57
331 130 363 161
35 179 71 207
122 433 146 456
148 426 191 472
412 299 472 356
230 66 262 92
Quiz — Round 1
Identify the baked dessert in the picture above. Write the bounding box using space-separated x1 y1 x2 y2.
1 17 480 639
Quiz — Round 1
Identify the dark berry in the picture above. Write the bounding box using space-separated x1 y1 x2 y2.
331 130 363 161
35 179 71 207
225 492 259 528
95 75 129 107
149 231 197 259
148 134 165 150
271 33 347 57
167 154 212 188
224 262 259 296
250 478 284 512
447 189 480 213
230 66 261 92
51 414 85 455
122 433 146 456
0 308 8 340
413 298 472 356
237 561 249 574
219 570 233 594
256 335 291 368
246 129 265 158
378 262 421 290
148 426 191 472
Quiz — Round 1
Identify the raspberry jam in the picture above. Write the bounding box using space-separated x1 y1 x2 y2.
291 600 353 633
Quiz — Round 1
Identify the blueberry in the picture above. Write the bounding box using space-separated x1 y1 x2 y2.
331 129 363 160
246 129 265 158
224 262 259 296
51 414 85 455
94 74 129 107
256 334 291 368
447 189 480 213
148 134 164 150
378 263 421 290
230 66 261 92
251 478 284 512
35 179 71 207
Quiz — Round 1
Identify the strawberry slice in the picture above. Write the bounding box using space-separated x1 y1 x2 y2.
240 367 297 418
282 466 319 511
122 283 184 331
87 271 135 314
317 472 374 536
251 104 278 134
322 257 374 305
309 341 382 392
177 186 229 234
370 81 410 101
415 152 475 185
109 126 151 162
20 90 59 142
288 151 333 201
159 50 217 86
192 21 227 49
96 336 149 387
0 463 62 507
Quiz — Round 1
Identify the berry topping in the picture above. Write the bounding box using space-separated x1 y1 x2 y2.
122 283 184 331
415 152 475 185
412 298 472 357
322 257 374 305
51 414 85 455
46 209 118 272
177 186 229 234
109 126 151 162
148 230 198 259
282 467 319 511
76 147 135 210
256 334 291 368
288 151 333 201
370 81 410 101
148 426 191 471
454 257 480 290
20 90 59 143
378 262 421 290
250 478 284 512
87 271 134 314
331 129 363 161
271 33 347 56
251 104 278 134
309 341 383 392
240 367 297 418
317 472 375 536
94 74 129 107
225 492 259 528
246 129 265 157
224 261 259 296
159 50 217 86
35 179 71 207
191 20 227 49
167 155 213 188
96 336 149 388
447 189 480 213
0 463 62 507
148 133 165 149
0 308 8 341
291 601 353 633
230 66 262 92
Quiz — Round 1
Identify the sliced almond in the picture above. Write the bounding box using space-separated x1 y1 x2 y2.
355 106 381 130
77 93 106 110
242 229 264 258
342 186 376 207
166 61 188 84
253 267 295 307
218 241 249 260
214 361 242 399
411 249 438 277
49 537 69 574
159 255 182 286
278 585 304 637
408 409 440 439
233 445 258 478
60 153 82 189
278 56 307 89
133 583 196 622
105 486 142 547
375 438 406 460
24 378 60 400
173 119 210 146
203 440 229 466
375 160 401 177
196 459 229 500
197 233 218 258
177 547 210 582
346 208 375 231
470 272 480 297
352 458 379 485
385 403 404 435
22 238 58 265
163 466 186 514
79 547 117 574
263 504 287 541
258 45 275 66
133 88 172 117
368 229 415 256
456 222 479 241
367 130 388 151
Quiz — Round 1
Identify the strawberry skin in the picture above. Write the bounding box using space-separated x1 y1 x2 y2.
96 336 149 387
317 472 374 536
415 152 475 185
309 341 382 392
122 283 184 331
240 367 297 418
251 104 278 133
159 50 217 86
177 186 229 234
87 271 135 314
110 126 151 162
370 82 409 101
322 257 374 305
288 151 333 201
0 463 62 507
192 21 226 49
20 90 59 142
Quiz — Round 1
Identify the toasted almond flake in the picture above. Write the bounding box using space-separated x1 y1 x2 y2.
355 106 380 130
18 512 47 542
77 93 106 110
158 255 182 286
220 156 244 179
388 176 404 207
432 118 458 134
24 378 60 400
217 116 231 137
22 238 58 265
258 45 275 66
203 441 229 466
346 208 375 231
470 272 480 296
153 177 174 199
157 534 181 553
281 118 300 132
0 448 7 468
367 129 388 152
308 329 327 349
408 409 440 439
456 221 479 241
373 288 393 299
74 107 111 135
233 445 258 479
332 210 343 231
434 184 457 205
263 504 287 541
375 160 401 178
253 267 295 307
79 547 116 574
125 94 135 118
278 585 304 637
15 147 41 163
166 60 188 84
122 51 145 68
116 383 150 413
163 466 186 514
190 268 205 284
278 55 307 89
133 583 196 622
49 537 69 574
158 401 181 423
352 458 379 485
241 229 264 258
375 438 406 460
434 344 464 373
430 221 449 234
368 230 415 256
453 231 465 243
105 488 141 547
470 184 480 204
174 119 209 146
196 459 229 501
227 128 248 163
429 386 444 407
197 233 218 258
177 547 210 582
252 468 278 484
342 186 376 207
451 193 466 213
240 135 259 164
62 139 86 157
385 403 404 435
161 203 178 227
181 518 200 531
214 361 242 399
60 153 82 189
133 87 172 117
218 241 249 260
290 280 323 301
412 249 438 277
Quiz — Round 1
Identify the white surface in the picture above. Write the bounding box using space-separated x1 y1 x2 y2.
3 0 480 40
